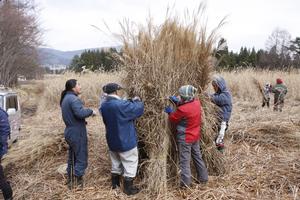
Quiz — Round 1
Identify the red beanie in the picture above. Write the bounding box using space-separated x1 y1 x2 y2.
276 78 283 84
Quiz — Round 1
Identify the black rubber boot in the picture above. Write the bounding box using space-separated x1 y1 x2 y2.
0 163 13 200
111 173 120 189
1 181 13 200
75 176 83 190
123 177 139 195
66 175 73 190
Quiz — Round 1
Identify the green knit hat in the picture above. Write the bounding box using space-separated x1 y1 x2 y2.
179 85 197 100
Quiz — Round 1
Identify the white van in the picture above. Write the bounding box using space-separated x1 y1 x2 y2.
0 90 21 145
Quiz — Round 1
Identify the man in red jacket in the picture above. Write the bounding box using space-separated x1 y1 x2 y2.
165 85 208 188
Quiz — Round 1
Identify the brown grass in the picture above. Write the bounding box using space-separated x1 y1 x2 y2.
2 68 299 199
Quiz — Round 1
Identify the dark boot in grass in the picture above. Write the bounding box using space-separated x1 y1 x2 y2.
111 173 120 189
75 176 83 190
124 177 139 195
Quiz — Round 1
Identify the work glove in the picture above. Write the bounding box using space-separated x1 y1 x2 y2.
164 106 174 114
215 121 226 145
169 96 180 104
215 135 224 145
92 110 97 116
132 96 141 101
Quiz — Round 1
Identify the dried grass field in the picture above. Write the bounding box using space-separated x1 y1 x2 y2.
1 69 299 200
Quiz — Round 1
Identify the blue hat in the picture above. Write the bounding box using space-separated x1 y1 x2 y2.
103 83 123 94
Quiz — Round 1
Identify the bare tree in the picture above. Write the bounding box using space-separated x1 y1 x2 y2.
0 0 41 86
266 28 291 55
265 28 292 68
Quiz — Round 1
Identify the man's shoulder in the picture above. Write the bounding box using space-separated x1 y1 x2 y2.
102 98 124 108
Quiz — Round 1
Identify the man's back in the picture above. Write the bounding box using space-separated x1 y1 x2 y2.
101 96 144 152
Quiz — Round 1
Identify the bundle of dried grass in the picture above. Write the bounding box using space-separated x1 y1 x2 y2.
120 4 225 194
231 122 300 150
252 78 265 101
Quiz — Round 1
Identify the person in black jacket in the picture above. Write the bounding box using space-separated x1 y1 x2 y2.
60 79 96 189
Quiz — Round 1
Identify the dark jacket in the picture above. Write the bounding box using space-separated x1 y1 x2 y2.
210 76 232 122
100 95 144 152
0 108 10 157
169 99 202 143
272 83 288 101
61 91 93 142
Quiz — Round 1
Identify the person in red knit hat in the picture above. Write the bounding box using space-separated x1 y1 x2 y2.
272 78 288 112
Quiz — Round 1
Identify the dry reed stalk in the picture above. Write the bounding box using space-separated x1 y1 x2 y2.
120 4 225 194
252 78 265 100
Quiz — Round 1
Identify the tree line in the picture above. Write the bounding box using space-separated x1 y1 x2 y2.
70 28 300 73
216 29 300 69
69 48 121 73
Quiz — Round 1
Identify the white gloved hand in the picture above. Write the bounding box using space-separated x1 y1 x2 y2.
92 110 97 116
216 135 224 145
216 121 226 144
132 96 141 101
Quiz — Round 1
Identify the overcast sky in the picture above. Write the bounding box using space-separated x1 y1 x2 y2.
36 0 300 52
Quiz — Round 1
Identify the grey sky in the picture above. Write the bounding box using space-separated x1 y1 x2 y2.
36 0 300 52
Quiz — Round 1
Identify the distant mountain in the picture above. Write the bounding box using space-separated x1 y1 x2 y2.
38 46 122 66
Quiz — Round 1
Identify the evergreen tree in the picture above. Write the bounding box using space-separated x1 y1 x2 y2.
249 48 257 67
291 37 300 54
69 48 121 72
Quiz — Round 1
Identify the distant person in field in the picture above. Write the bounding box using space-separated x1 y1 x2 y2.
262 83 272 108
0 107 13 200
60 79 96 189
165 85 208 188
272 78 288 112
100 83 144 196
206 75 232 153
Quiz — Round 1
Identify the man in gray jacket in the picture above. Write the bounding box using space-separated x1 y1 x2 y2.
60 79 96 189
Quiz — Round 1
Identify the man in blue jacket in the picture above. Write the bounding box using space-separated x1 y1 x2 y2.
206 75 232 153
0 108 13 200
100 83 144 195
60 79 96 189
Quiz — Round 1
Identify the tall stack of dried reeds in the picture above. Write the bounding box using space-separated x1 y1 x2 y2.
120 5 225 194
252 78 265 101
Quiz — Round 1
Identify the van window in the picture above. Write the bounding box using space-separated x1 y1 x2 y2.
6 95 18 111
0 96 3 109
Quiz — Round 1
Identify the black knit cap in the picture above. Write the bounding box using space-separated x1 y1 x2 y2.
102 83 123 94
